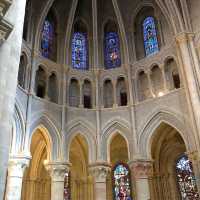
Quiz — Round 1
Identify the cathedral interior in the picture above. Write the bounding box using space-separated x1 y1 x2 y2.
1 0 200 200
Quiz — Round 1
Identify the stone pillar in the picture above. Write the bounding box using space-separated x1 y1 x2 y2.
160 64 167 93
176 33 200 148
112 79 117 107
129 160 153 200
89 163 111 200
146 70 154 97
188 151 200 195
45 72 50 100
0 0 26 198
5 156 30 200
79 80 83 108
45 162 71 200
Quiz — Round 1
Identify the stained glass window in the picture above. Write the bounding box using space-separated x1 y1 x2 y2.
176 155 199 199
64 172 70 200
72 32 88 70
104 32 121 69
143 17 159 56
41 19 54 59
113 164 132 200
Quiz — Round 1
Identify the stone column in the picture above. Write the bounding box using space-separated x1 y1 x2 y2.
89 163 111 200
112 79 117 107
146 70 154 97
45 72 50 100
5 156 30 200
79 80 83 108
45 162 71 200
0 0 26 198
176 33 200 149
188 151 200 195
129 160 153 200
160 64 167 93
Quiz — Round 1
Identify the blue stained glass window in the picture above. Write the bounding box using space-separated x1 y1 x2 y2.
41 19 54 58
143 17 159 56
72 32 88 70
104 32 121 69
176 155 199 199
113 164 132 200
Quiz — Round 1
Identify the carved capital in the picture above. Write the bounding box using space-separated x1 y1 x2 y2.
45 161 71 182
175 32 195 44
8 155 31 178
89 162 111 183
129 160 153 179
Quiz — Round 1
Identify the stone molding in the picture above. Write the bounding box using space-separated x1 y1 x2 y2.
129 160 153 179
89 162 111 183
0 0 12 17
0 0 13 46
45 161 71 182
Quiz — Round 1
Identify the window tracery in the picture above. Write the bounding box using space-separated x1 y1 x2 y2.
143 16 159 56
113 163 132 200
176 155 199 199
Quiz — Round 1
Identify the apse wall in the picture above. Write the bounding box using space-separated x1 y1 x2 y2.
14 0 197 162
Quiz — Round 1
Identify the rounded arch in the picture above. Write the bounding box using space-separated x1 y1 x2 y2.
64 120 97 163
27 114 61 160
138 110 196 158
101 118 133 162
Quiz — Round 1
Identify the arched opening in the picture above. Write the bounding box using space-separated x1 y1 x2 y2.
35 66 47 99
150 65 164 97
48 73 58 103
41 9 57 61
23 0 31 41
150 123 199 199
83 80 92 109
69 134 92 200
138 71 150 101
103 79 114 108
21 129 51 200
164 58 181 90
134 7 162 60
116 77 127 106
71 20 89 70
108 134 131 200
69 79 80 107
104 20 121 69
18 55 27 89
